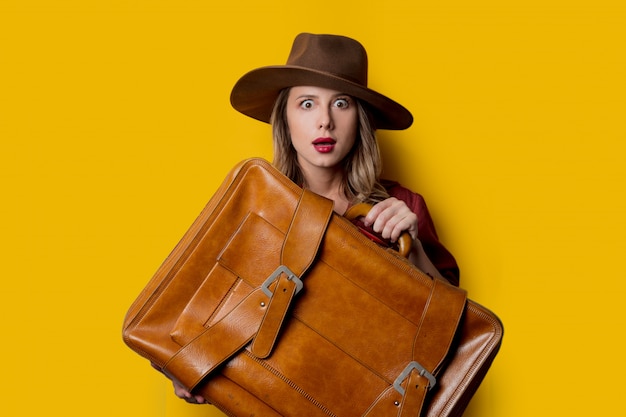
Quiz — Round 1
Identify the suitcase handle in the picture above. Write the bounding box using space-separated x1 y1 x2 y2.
344 203 412 258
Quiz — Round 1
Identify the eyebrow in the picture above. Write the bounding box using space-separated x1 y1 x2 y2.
294 93 351 100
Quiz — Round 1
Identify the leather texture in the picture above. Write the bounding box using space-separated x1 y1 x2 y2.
123 158 503 417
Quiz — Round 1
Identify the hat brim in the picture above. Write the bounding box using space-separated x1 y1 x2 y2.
230 66 413 130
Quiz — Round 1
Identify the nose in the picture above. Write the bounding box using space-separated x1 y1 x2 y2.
318 107 333 130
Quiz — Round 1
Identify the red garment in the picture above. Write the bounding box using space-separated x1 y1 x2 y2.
383 180 460 286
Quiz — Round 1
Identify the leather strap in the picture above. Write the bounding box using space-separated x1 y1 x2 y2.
413 279 467 378
398 371 429 417
365 279 467 417
164 190 334 390
162 288 267 391
399 279 466 416
250 271 299 358
250 190 333 358
281 189 334 276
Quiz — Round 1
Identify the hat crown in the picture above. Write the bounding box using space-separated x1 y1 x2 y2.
286 33 368 87
230 33 412 130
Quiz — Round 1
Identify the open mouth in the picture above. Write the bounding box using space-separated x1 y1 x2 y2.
312 137 336 153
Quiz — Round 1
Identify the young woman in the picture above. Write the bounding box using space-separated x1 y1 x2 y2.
231 33 459 284
173 32 459 404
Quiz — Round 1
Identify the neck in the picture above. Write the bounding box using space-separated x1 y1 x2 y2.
300 165 350 214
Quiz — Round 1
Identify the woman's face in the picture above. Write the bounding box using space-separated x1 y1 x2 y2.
286 86 358 173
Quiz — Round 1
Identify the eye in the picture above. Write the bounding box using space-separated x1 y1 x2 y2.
334 98 350 109
299 99 314 109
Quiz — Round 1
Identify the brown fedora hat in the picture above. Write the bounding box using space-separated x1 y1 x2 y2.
230 33 413 130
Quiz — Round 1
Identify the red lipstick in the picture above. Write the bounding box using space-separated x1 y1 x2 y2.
312 137 336 153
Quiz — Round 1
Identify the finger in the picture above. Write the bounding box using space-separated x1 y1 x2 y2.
364 198 396 226
371 201 405 237
381 215 405 242
184 393 207 404
379 208 418 242
173 382 192 399
389 216 414 242
172 380 207 404
368 200 398 232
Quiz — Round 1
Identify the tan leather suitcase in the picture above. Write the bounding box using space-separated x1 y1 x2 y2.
123 158 503 417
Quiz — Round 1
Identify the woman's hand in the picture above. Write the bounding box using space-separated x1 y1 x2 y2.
363 197 419 242
151 362 208 404
172 379 208 404
364 197 444 279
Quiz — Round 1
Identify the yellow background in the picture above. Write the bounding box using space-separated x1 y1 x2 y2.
1 1 624 416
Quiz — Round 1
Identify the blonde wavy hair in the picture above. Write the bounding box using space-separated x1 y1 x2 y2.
270 88 390 205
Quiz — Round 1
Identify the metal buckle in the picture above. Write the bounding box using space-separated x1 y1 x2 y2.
393 361 437 395
261 265 303 297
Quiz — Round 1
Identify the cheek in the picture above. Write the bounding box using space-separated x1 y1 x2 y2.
286 110 314 143
286 114 301 142
341 112 359 145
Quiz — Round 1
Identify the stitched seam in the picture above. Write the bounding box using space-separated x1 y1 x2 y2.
244 350 338 417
